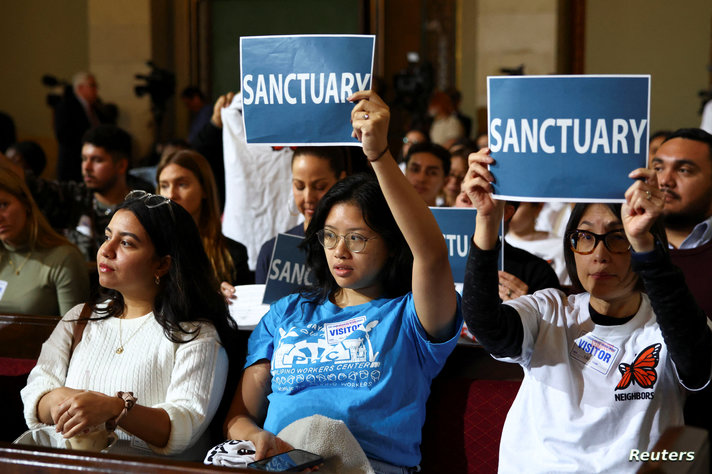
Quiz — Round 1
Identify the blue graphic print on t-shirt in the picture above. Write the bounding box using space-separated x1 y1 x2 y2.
245 292 462 467
272 316 383 391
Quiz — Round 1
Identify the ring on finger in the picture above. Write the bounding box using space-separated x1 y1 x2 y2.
363 113 369 120
645 190 652 200
507 290 512 297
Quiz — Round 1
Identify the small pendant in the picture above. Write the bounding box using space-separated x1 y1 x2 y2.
116 347 124 354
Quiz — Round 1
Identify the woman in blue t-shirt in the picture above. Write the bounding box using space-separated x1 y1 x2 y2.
224 91 462 471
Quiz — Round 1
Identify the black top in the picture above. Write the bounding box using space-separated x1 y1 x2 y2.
53 91 110 182
226 237 253 286
462 239 711 389
503 241 561 293
192 122 225 210
669 239 712 319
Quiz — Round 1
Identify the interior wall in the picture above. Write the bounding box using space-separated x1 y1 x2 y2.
460 0 559 136
0 0 180 173
210 0 361 102
383 0 422 95
5 2 709 174
0 0 89 177
172 0 192 142
585 0 712 131
150 0 177 144
458 0 478 134
88 0 155 162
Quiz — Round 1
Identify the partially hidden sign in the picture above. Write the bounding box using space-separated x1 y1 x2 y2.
488 75 650 202
431 207 478 284
241 34 375 145
263 233 313 305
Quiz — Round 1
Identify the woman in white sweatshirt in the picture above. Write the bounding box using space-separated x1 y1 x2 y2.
22 190 241 459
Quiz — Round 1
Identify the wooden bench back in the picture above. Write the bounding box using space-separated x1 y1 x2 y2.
0 313 60 359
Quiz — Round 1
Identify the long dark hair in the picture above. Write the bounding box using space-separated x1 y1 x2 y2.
156 150 236 283
292 146 348 177
300 173 413 303
90 195 239 351
563 203 668 294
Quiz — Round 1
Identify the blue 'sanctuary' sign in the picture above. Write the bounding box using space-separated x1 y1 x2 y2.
262 233 313 305
240 34 375 145
487 75 650 202
430 207 478 284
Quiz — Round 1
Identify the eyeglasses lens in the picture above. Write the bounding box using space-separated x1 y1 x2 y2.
318 230 367 253
571 230 629 254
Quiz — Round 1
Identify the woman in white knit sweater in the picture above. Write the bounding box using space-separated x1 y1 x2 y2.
21 191 241 459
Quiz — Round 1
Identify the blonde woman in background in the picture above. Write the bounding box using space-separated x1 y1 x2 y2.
0 166 88 316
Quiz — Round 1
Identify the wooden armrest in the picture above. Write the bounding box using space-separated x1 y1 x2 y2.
0 442 256 473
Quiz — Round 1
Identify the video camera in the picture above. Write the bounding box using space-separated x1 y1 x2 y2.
393 52 434 115
41 75 70 109
500 64 525 76
699 65 712 115
134 61 175 109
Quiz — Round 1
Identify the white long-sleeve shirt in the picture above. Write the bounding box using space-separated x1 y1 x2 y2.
21 304 228 460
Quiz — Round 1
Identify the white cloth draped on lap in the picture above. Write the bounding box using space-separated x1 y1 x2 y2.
278 414 374 474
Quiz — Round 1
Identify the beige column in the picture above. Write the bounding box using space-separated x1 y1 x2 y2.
458 0 558 136
88 0 155 162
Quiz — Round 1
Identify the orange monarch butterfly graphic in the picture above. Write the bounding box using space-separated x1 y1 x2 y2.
615 343 661 390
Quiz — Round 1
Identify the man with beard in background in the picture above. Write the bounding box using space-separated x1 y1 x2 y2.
652 128 712 312
23 125 152 261
651 127 712 439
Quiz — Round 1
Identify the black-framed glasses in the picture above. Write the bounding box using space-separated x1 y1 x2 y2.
124 190 174 220
567 229 631 255
317 229 377 253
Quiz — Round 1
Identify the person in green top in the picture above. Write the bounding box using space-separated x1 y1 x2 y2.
0 166 89 316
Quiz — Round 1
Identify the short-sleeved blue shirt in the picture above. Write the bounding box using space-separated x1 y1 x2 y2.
246 292 462 467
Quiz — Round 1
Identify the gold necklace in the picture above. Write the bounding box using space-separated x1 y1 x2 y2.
116 315 152 354
7 251 33 276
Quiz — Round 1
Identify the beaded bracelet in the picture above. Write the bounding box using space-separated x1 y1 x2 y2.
105 391 137 431
368 144 390 163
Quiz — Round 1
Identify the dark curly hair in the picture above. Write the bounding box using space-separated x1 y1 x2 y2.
405 142 451 176
299 173 413 303
563 202 668 294
90 194 240 352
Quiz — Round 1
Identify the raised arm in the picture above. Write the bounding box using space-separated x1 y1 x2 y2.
624 168 712 388
349 90 457 341
621 168 665 253
461 149 524 357
461 148 504 250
